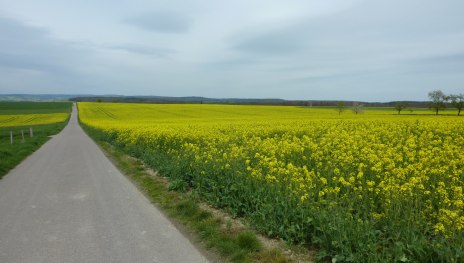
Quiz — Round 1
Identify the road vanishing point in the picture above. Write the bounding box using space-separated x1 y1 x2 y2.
0 104 209 263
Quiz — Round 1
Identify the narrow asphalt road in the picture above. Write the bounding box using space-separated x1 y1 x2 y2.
0 104 209 263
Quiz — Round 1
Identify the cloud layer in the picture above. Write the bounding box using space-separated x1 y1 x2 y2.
0 0 463 101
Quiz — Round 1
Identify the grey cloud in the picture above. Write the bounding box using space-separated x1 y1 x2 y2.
225 0 464 86
216 0 464 101
0 17 48 41
233 31 306 56
0 17 104 94
202 57 261 71
0 17 87 74
124 11 193 33
110 44 177 58
1 1 463 101
230 0 464 58
416 53 464 65
406 52 464 74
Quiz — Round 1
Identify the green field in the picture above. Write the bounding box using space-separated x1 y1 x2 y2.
0 102 71 178
0 101 72 115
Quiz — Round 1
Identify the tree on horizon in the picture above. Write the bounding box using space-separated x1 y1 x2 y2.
449 94 464 116
428 90 446 115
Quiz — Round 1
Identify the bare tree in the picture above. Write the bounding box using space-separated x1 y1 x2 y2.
428 90 446 115
336 101 345 115
449 94 464 116
352 102 364 115
394 102 408 115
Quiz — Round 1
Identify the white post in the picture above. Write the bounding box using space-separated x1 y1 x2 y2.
21 129 25 142
10 130 13 144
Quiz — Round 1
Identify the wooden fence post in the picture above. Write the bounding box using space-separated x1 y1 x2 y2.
30 127 33 138
10 130 13 144
22 129 25 142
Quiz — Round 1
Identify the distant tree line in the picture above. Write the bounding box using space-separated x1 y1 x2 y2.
332 90 463 116
71 92 463 115
428 90 463 116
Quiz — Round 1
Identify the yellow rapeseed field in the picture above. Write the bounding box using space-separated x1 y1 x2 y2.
79 102 464 262
0 113 69 127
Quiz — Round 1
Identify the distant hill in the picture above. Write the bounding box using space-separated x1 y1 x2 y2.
70 95 431 108
0 94 91 102
0 94 431 107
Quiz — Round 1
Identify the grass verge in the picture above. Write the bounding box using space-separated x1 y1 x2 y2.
0 121 68 178
83 125 301 263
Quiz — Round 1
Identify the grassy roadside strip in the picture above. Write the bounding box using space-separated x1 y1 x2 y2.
0 121 68 179
81 124 313 263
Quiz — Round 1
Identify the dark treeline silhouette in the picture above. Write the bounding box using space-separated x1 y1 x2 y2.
70 95 433 108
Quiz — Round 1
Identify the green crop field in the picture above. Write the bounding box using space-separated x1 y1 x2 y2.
0 102 71 178
0 101 72 115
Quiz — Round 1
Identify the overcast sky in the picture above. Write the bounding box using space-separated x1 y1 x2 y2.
0 0 463 101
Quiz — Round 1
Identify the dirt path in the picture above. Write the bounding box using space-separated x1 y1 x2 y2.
0 104 209 263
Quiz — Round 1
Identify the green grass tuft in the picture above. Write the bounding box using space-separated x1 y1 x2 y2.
237 231 262 252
